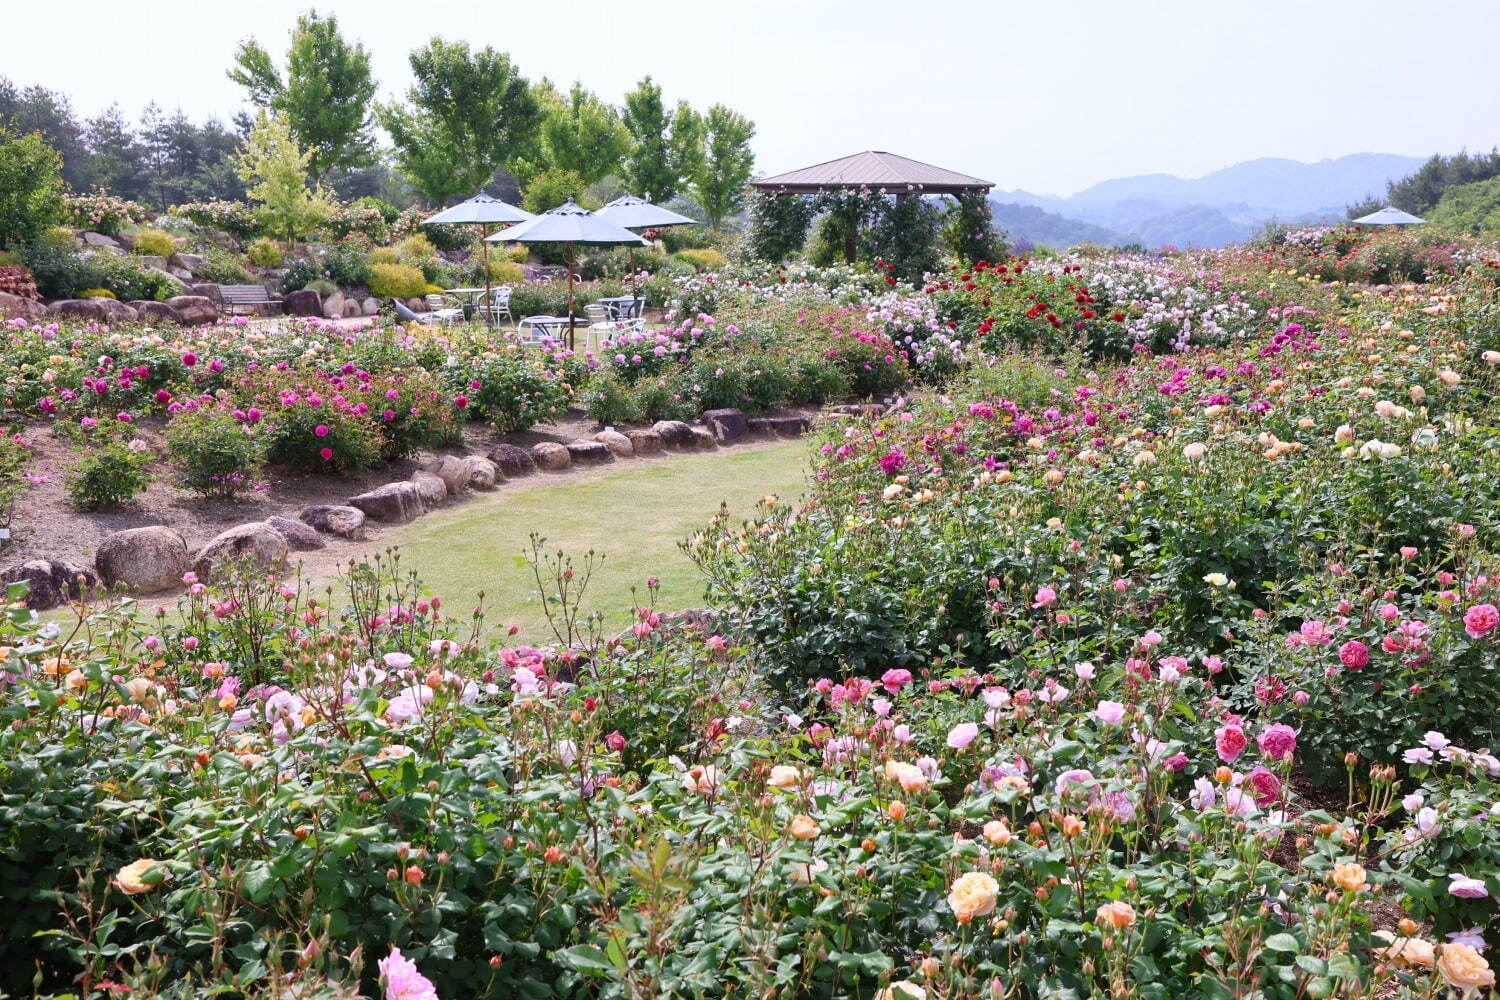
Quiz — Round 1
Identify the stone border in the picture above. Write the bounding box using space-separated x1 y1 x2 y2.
4 407 826 610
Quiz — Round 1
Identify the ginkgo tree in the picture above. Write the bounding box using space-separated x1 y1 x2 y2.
234 109 334 246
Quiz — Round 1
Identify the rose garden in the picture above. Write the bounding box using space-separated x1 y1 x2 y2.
6 12 1500 1000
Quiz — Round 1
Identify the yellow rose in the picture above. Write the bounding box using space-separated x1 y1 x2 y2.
1095 901 1136 929
1373 932 1435 970
123 677 156 704
682 765 722 794
982 820 1012 846
767 765 802 789
876 982 926 1000
947 871 999 924
114 859 163 894
788 858 828 886
789 815 820 841
1438 943 1495 994
884 760 928 792
1331 862 1366 893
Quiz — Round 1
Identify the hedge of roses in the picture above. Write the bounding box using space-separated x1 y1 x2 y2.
4 537 1500 999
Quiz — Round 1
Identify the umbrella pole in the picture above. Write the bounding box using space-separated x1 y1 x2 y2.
567 242 576 352
482 227 492 327
629 247 637 299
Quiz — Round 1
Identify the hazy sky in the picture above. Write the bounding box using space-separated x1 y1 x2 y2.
8 0 1498 195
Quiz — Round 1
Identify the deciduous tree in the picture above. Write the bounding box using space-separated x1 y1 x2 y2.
378 38 541 205
689 105 755 229
234 109 334 245
229 10 377 181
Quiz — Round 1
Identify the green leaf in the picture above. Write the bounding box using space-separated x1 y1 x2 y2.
1263 932 1300 953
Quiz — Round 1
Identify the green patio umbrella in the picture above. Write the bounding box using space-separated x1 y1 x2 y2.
595 195 699 299
423 194 533 320
486 199 649 350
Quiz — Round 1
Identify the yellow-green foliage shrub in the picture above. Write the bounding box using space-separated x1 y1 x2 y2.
80 288 116 299
507 245 529 264
394 235 438 268
488 260 525 284
368 263 428 299
132 228 176 257
674 248 725 272
371 246 398 265
247 237 284 268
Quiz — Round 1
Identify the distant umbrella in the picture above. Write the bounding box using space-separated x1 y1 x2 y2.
596 195 699 296
1352 206 1426 226
595 195 697 230
486 199 649 349
423 194 533 319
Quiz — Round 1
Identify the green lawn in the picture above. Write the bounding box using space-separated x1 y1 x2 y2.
368 442 808 643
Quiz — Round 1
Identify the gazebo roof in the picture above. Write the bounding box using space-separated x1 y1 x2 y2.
750 150 994 195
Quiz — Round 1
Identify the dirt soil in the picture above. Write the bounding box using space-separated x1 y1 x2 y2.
7 405 818 610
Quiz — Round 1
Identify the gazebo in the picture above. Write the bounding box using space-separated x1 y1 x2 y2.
748 151 995 267
750 150 995 197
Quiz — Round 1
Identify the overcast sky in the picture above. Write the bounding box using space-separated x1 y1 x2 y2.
9 0 1498 195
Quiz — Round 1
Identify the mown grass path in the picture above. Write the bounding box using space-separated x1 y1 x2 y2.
334 441 808 643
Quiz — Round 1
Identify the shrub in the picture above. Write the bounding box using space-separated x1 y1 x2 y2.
507 244 529 264
96 256 176 302
246 236 284 268
131 228 176 257
166 408 268 498
0 128 64 250
325 201 388 243
60 191 150 236
0 433 30 550
278 257 324 294
18 229 106 298
174 200 258 239
580 368 643 426
195 246 254 285
368 263 427 299
65 439 153 511
488 259 525 285
353 195 399 225
674 248 726 271
323 236 373 287
448 350 571 432
303 278 337 299
252 381 383 473
370 246 397 265
787 356 849 404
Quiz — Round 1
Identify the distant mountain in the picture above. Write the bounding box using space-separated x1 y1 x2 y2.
991 202 1134 249
1069 154 1425 216
991 153 1424 249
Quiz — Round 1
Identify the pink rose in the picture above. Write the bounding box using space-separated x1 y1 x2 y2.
1256 723 1297 762
1215 724 1247 763
1094 700 1126 726
1246 766 1281 806
880 668 913 695
946 722 979 750
1338 640 1369 670
1464 604 1499 640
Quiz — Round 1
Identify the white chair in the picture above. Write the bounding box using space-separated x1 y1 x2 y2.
424 294 463 326
481 286 513 327
584 303 618 354
517 316 560 348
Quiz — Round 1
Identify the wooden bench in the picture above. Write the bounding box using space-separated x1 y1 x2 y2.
219 284 282 316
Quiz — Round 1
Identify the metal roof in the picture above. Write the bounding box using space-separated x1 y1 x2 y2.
750 150 994 194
